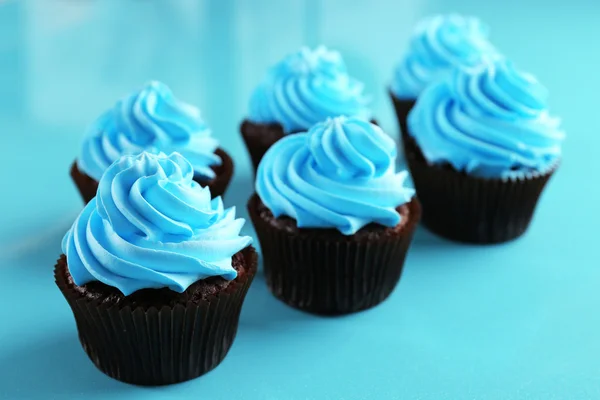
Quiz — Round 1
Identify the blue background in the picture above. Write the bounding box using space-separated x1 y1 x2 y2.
1 0 598 399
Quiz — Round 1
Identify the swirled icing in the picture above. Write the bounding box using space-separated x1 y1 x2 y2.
392 14 496 98
249 46 372 133
78 81 221 181
407 59 565 178
63 152 252 295
256 116 414 235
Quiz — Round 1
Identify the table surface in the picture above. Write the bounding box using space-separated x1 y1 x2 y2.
1 1 598 399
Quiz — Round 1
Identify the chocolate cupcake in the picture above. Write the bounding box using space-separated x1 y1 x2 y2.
71 81 233 204
57 151 256 385
241 46 372 172
390 14 497 144
406 58 565 244
248 116 420 315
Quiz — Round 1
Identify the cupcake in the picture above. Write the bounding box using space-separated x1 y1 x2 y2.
71 81 233 204
405 58 565 244
241 46 372 172
390 14 496 143
248 116 420 315
56 151 256 385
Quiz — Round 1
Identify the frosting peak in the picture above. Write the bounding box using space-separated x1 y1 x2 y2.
248 46 372 133
407 58 565 178
272 46 346 78
256 116 414 235
78 81 220 182
308 116 396 179
63 151 252 295
121 81 205 144
392 14 497 98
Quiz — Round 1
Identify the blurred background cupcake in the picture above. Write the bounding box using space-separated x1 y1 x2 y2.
241 46 372 172
390 14 497 146
405 58 565 243
71 81 234 203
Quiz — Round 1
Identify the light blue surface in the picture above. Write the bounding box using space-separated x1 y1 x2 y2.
0 1 598 399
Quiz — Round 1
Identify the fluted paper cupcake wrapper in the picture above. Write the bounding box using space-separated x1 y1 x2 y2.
70 160 97 204
389 91 416 150
240 120 286 173
403 134 559 244
54 248 257 386
248 195 421 316
206 148 234 200
70 148 234 204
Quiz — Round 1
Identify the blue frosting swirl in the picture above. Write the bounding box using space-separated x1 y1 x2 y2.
78 81 221 181
62 151 252 295
256 116 414 235
407 58 565 178
248 46 372 133
391 14 497 98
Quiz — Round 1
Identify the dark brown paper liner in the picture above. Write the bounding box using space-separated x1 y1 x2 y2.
247 194 421 315
70 148 234 204
70 159 98 205
240 120 286 173
403 134 559 244
54 247 257 386
389 91 416 151
207 148 234 199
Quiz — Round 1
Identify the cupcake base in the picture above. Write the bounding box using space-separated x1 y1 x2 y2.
70 160 98 205
403 134 558 244
240 120 286 173
248 194 421 316
54 247 257 386
207 148 234 200
389 91 416 149
70 148 234 204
